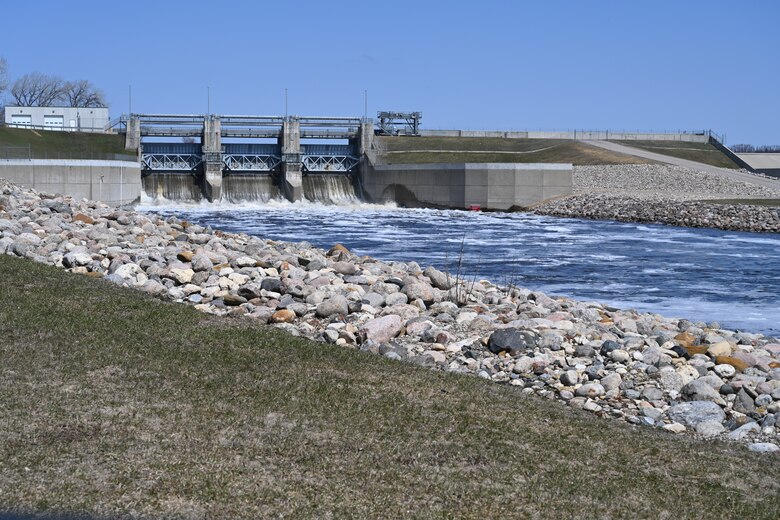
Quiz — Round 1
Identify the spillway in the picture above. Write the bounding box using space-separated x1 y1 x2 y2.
142 174 203 202
303 175 359 203
222 174 281 203
141 173 362 205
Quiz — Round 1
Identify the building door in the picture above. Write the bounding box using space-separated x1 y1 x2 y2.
44 115 64 129
11 114 32 126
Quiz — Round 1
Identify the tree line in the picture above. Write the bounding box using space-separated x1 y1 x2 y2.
0 57 106 108
730 144 780 153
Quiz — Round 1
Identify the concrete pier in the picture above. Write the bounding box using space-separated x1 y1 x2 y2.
125 117 140 151
355 122 375 156
202 117 223 202
281 119 302 202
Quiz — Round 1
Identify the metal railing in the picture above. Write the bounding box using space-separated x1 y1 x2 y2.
1 122 108 133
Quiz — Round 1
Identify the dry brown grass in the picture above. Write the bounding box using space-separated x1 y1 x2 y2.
612 140 740 169
0 255 778 519
377 136 654 166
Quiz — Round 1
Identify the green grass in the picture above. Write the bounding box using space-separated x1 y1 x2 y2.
0 254 779 518
613 140 740 169
697 198 780 207
0 126 132 160
378 136 654 165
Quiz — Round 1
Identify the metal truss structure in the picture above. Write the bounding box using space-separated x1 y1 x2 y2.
301 144 359 173
223 153 282 172
302 154 359 173
141 153 202 172
130 113 392 176
376 111 422 136
121 114 366 139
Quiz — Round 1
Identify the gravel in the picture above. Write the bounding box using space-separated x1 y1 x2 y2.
2 178 779 454
533 165 780 232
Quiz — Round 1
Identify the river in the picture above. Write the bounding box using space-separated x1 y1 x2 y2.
138 199 780 336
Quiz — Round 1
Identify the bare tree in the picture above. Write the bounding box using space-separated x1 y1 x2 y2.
63 79 106 107
731 144 780 153
10 72 65 106
0 57 8 97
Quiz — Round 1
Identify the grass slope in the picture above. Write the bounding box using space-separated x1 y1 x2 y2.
613 140 740 169
0 255 778 518
0 126 131 160
378 136 654 165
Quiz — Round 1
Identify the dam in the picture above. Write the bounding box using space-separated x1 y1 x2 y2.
120 113 573 209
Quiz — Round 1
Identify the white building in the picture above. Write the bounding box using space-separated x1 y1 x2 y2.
3 106 109 132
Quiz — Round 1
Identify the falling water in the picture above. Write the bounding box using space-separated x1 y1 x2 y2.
222 174 281 203
142 174 203 202
303 174 359 203
141 173 360 204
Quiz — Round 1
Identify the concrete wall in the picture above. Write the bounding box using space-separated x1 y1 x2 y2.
736 153 780 178
360 161 572 210
0 159 141 205
419 129 710 143
3 106 109 131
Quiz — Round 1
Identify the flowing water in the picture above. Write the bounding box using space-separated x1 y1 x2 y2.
137 197 780 336
142 174 203 201
142 173 357 204
222 175 280 203
302 175 359 204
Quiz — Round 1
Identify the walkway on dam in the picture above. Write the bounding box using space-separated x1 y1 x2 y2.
584 140 780 189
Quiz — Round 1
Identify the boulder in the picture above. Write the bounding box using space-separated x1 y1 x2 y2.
402 281 434 305
316 295 349 318
332 261 357 275
223 294 248 306
235 256 257 268
62 251 92 268
714 355 749 373
72 213 95 225
238 283 263 300
270 309 296 324
170 268 194 285
327 243 350 257
667 401 726 428
707 342 732 357
487 328 537 356
177 250 194 262
360 315 404 344
191 254 213 272
261 278 282 293
423 265 453 290
601 373 622 392
680 379 726 406
575 383 606 398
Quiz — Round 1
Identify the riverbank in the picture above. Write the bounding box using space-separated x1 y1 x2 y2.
1 179 779 454
4 254 780 518
533 165 780 232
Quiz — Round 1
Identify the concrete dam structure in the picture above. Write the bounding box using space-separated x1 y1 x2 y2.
121 113 572 209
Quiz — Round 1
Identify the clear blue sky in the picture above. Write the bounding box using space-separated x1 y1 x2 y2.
1 0 777 144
